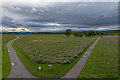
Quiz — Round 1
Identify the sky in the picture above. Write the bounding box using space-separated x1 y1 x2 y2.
0 0 119 32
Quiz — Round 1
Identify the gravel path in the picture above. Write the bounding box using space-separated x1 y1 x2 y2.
7 36 38 78
103 35 120 37
61 37 100 78
7 36 100 78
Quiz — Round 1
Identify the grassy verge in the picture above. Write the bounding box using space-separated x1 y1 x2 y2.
2 42 11 78
0 55 1 80
0 51 1 80
78 37 118 78
11 36 97 77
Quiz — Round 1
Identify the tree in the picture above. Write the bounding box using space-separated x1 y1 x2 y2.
90 30 96 36
85 30 96 37
64 29 72 37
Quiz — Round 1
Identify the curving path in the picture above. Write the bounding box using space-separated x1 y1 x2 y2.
61 37 100 78
7 36 100 78
7 36 38 78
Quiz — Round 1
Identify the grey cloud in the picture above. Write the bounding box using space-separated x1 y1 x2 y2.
25 2 118 26
2 16 22 27
1 2 118 32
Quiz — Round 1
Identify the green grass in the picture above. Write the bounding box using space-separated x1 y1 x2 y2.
2 34 16 78
0 34 2 79
12 34 97 77
0 51 1 80
78 37 118 78
15 34 95 64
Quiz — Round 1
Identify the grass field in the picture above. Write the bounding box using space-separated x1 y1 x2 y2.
15 34 95 64
0 34 2 79
2 34 16 78
78 37 118 78
13 34 96 77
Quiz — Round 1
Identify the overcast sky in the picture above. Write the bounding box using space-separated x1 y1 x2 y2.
1 1 118 32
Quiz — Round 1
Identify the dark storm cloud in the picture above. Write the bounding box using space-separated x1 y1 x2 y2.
26 2 118 26
2 16 22 27
1 2 118 31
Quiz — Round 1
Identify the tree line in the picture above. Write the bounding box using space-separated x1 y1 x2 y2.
64 29 96 37
64 29 119 37
1 30 119 36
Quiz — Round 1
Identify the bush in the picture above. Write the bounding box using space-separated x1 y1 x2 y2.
73 32 79 37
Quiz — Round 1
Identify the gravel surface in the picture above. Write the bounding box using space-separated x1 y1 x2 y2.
7 36 38 78
103 35 120 37
7 36 100 79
